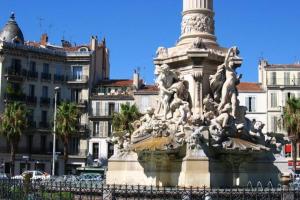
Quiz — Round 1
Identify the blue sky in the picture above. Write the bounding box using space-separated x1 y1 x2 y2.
1 0 300 84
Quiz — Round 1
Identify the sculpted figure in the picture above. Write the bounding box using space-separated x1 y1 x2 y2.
211 103 232 131
155 64 179 119
131 107 156 143
216 47 242 118
156 47 168 58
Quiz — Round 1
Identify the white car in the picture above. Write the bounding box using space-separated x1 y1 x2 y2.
12 170 50 181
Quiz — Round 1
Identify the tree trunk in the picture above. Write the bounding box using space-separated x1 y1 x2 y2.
10 141 16 177
292 139 297 173
63 142 68 174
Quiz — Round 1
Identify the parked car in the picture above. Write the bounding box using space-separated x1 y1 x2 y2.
12 170 50 181
78 173 102 182
0 173 8 180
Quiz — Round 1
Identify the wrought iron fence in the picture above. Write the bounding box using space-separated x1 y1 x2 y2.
0 179 299 200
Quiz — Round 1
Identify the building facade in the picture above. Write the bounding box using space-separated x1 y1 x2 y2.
88 72 158 165
0 13 110 175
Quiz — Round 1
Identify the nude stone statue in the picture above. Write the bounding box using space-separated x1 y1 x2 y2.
155 64 179 119
217 47 242 118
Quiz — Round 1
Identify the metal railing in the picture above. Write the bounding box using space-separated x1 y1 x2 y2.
67 75 88 82
41 73 52 81
268 78 300 86
0 180 299 200
40 97 51 106
26 96 37 105
53 74 65 83
39 121 50 129
27 71 38 80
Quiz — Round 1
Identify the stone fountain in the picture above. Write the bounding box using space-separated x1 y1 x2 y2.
106 0 286 188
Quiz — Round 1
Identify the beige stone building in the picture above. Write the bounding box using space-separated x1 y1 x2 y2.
258 60 300 170
89 71 158 165
0 13 110 175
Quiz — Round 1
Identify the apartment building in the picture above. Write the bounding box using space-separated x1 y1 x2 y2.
88 71 158 165
0 13 110 175
258 60 300 170
237 82 267 133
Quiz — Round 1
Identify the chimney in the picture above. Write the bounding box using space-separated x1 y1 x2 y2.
133 70 141 90
90 36 98 51
258 59 268 85
61 40 72 48
40 33 48 46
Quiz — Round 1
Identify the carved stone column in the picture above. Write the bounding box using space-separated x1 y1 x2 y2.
193 72 203 115
178 0 217 46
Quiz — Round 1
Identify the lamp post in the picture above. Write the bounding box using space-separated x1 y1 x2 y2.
52 87 60 176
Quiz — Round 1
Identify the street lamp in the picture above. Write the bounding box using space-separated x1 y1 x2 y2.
52 86 60 176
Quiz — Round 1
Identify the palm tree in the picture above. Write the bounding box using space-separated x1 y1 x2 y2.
112 103 141 135
0 102 28 176
283 97 300 173
56 102 79 170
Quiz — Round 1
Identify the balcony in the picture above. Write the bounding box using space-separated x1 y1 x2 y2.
27 121 36 129
39 121 50 129
41 73 52 82
76 124 89 138
26 96 37 106
4 93 26 102
4 67 27 82
40 97 51 107
54 74 65 83
267 78 300 87
27 71 38 80
74 99 88 110
67 75 88 87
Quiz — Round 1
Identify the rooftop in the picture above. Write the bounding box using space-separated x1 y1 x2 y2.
237 82 264 93
97 79 133 87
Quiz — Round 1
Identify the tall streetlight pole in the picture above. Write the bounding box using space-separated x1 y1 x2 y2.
52 87 60 176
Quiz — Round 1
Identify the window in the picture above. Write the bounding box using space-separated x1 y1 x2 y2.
27 135 33 154
43 63 49 74
284 72 290 85
42 86 48 98
55 66 61 75
92 143 99 160
29 61 36 72
245 96 256 112
287 92 295 100
93 122 100 137
109 103 115 116
69 137 79 155
71 89 81 103
297 72 300 85
12 59 21 71
40 135 46 153
270 93 277 108
95 102 100 116
270 72 277 85
72 66 83 80
41 111 47 122
27 109 34 125
29 85 35 97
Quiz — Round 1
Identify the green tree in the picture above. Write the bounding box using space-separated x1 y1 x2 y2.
112 103 141 135
56 102 79 170
0 102 28 176
283 97 300 173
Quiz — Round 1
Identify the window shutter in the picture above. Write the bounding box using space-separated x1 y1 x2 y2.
245 97 249 112
115 103 119 113
105 102 109 116
251 97 256 112
104 122 108 137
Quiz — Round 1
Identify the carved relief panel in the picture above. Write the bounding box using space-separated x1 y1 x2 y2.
181 14 215 35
